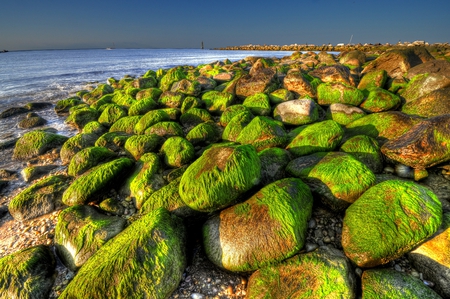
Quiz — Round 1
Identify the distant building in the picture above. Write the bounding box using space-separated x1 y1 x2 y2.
336 43 345 47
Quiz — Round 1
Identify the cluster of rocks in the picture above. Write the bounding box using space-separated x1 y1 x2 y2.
1 46 450 298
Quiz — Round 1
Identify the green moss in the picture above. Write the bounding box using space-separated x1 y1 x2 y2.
68 146 117 176
135 87 163 101
158 91 185 108
95 132 130 152
55 96 82 114
179 144 261 212
317 82 365 106
222 111 254 142
342 180 442 267
145 121 184 138
360 88 401 113
13 130 69 160
124 134 163 160
65 107 99 130
186 121 221 145
219 105 251 127
0 245 55 299
132 76 157 89
180 108 212 127
134 109 170 134
82 121 107 135
286 120 344 157
325 103 366 126
128 98 158 116
160 137 195 168
357 69 388 90
236 116 288 151
90 94 114 110
242 93 272 116
159 67 186 91
268 88 294 104
180 96 202 114
62 157 134 206
340 135 383 173
201 90 234 115
59 208 186 299
60 133 99 164
97 104 127 127
109 115 142 134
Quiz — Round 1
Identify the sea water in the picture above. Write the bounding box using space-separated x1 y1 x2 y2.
0 48 293 168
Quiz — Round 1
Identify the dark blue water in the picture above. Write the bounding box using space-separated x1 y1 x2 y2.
0 48 294 168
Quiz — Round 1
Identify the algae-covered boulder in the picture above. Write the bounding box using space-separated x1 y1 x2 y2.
0 245 55 299
286 152 376 211
179 144 261 212
339 49 366 67
13 130 68 160
401 87 450 118
135 87 163 101
59 208 186 299
340 135 384 173
124 134 163 160
185 121 221 146
97 103 127 127
342 180 442 267
68 146 117 176
160 136 195 168
317 82 364 106
55 205 126 271
201 90 234 115
65 107 99 130
219 105 251 127
361 269 441 299
203 178 313 272
145 121 184 138
134 109 171 134
18 112 47 129
381 115 450 169
282 71 317 98
159 66 186 91
286 120 344 157
128 98 158 116
359 87 401 113
236 116 287 151
129 153 165 209
94 131 130 153
268 88 294 104
222 111 253 142
158 91 185 108
8 175 71 221
21 165 58 183
180 108 212 127
273 99 320 126
60 133 99 164
180 96 203 114
345 111 423 144
109 115 142 134
140 177 198 218
357 69 388 91
400 73 450 103
55 96 82 114
235 67 278 99
242 92 272 116
408 213 450 298
171 79 201 96
246 246 356 299
258 147 291 186
309 64 355 86
326 103 366 125
82 121 107 135
62 157 134 206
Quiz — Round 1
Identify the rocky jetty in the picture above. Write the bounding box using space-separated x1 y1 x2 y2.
1 45 450 298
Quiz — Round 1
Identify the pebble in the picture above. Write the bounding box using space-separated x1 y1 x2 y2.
191 293 205 299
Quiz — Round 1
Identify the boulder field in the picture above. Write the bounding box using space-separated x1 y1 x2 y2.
2 46 450 298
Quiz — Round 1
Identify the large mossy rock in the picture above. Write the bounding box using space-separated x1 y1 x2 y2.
246 246 356 299
286 152 376 211
62 157 134 206
309 64 355 86
242 92 272 116
273 99 320 126
55 205 126 271
129 153 165 209
146 121 184 138
201 90 234 115
134 109 171 134
345 111 423 144
357 69 388 91
65 107 99 130
342 180 442 267
235 68 278 99
286 120 344 157
159 66 186 91
55 96 82 114
128 98 158 116
158 91 185 108
160 136 195 168
68 146 117 176
359 87 401 113
361 269 441 299
408 213 450 298
94 131 130 153
13 130 68 160
0 245 55 299
268 88 295 104
258 147 291 186
8 175 71 221
222 111 253 142
219 104 251 127
381 115 450 169
59 208 186 299
60 133 99 164
97 104 127 127
109 115 142 134
124 134 163 160
340 135 384 173
401 87 450 118
179 144 261 212
400 73 450 103
326 103 366 126
203 178 313 272
317 82 364 106
282 70 317 98
361 47 435 79
185 121 221 146
236 116 288 151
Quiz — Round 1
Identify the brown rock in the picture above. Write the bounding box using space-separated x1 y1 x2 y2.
402 87 450 117
309 64 356 86
406 59 450 79
235 68 278 99
282 70 316 98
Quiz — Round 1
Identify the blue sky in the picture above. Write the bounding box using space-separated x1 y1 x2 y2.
1 0 449 50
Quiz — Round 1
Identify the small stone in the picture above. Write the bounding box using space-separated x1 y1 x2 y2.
423 280 435 287
394 264 402 272
323 236 332 243
308 218 317 228
191 293 205 299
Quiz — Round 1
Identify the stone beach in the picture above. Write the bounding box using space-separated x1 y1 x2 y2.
1 44 450 298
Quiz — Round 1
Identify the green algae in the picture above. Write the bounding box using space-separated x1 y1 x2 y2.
0 245 55 299
340 135 384 173
68 146 117 176
145 121 184 138
134 109 171 134
59 208 186 299
236 116 288 151
242 92 272 116
268 88 294 104
357 69 387 90
109 115 142 134
135 87 163 101
55 97 82 114
201 90 234 115
180 96 203 114
97 104 127 127
95 131 130 153
160 136 195 168
186 121 221 145
62 157 134 206
203 178 313 272
128 98 158 116
359 87 401 113
55 205 126 271
179 144 261 212
81 121 107 135
158 91 185 108
13 130 68 160
286 120 344 157
60 133 99 164
222 111 254 142
219 104 251 127
180 107 213 127
317 82 365 106
159 66 187 91
124 134 163 160
325 103 366 126
65 107 99 130
342 180 442 267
